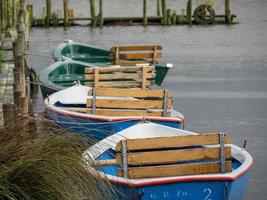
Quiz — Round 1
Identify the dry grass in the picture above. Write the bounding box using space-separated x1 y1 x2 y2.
0 118 115 200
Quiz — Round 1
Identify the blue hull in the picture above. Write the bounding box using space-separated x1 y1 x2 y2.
47 109 182 141
112 171 251 200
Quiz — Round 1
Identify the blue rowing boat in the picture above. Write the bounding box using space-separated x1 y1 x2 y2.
83 122 253 200
45 85 184 141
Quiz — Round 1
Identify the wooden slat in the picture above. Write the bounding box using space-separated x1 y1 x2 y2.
86 109 171 117
110 45 162 51
85 66 155 74
116 147 231 165
86 99 172 110
117 161 232 179
85 81 152 88
116 133 231 151
94 159 117 166
115 61 151 65
95 88 173 98
85 72 155 81
119 52 162 60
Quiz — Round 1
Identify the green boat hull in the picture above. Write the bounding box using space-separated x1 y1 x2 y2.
52 40 171 86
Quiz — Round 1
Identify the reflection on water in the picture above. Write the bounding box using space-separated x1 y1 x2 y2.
28 0 267 199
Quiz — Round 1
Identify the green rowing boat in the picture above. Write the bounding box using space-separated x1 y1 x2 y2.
39 40 173 98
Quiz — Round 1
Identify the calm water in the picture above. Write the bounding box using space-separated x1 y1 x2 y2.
28 0 267 199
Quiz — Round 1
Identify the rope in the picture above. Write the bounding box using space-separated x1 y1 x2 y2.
25 53 52 58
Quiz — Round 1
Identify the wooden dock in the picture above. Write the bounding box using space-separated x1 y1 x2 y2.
0 34 16 125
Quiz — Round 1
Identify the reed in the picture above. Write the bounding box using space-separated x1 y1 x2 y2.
0 118 115 200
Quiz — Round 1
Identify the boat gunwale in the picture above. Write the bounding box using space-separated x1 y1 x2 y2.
45 103 184 123
52 41 111 61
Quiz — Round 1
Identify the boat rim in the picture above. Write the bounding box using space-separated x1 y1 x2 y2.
45 102 184 123
52 40 110 61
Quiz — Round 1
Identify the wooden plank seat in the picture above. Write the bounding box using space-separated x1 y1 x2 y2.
110 45 162 65
84 65 156 89
112 133 232 179
86 87 173 117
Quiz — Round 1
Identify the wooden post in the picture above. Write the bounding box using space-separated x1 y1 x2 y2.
161 0 167 25
172 11 177 25
63 0 69 27
12 0 16 28
167 9 171 25
89 0 96 26
3 103 15 128
15 0 28 120
45 0 52 26
143 0 147 26
26 4 33 28
1 0 6 32
4 0 8 28
225 0 231 24
6 0 12 28
156 0 161 16
187 0 192 26
99 0 103 27
0 0 2 36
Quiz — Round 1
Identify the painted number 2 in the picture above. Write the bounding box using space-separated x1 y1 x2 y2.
203 188 212 200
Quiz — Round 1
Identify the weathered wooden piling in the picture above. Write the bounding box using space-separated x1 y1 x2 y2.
225 0 231 24
12 0 17 28
3 103 15 128
89 0 96 26
172 11 177 25
187 0 192 25
6 0 12 28
63 0 69 27
0 0 7 33
143 0 147 26
99 0 104 27
167 9 171 25
161 0 167 25
13 0 29 122
45 0 52 26
156 0 161 16
26 5 33 27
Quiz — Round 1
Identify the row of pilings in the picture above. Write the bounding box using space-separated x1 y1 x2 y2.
0 0 31 129
24 0 234 28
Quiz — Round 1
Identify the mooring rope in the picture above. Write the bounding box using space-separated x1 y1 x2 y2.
25 53 52 58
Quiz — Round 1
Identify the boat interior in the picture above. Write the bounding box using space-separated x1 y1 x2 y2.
92 133 241 179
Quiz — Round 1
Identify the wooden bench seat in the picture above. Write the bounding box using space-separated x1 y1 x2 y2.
84 65 156 89
113 133 232 179
110 45 162 65
86 87 173 117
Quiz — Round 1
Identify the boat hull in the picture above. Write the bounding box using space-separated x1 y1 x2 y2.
112 170 251 200
47 108 182 141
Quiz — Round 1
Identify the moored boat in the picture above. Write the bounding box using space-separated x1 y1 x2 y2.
83 122 253 200
51 40 173 86
44 85 184 141
38 59 97 98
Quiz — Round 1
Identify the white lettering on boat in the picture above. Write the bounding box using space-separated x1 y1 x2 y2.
204 188 212 200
